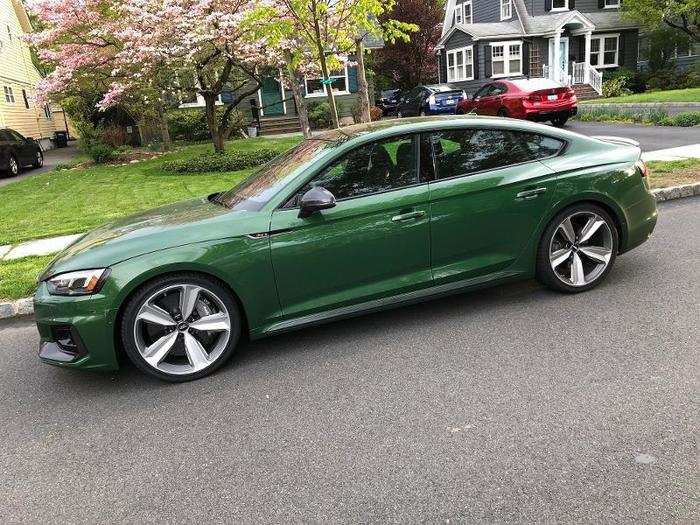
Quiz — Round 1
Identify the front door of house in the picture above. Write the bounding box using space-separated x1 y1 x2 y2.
260 74 285 116
548 37 570 81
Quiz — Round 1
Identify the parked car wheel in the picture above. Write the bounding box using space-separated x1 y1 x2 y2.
397 110 403 118
120 274 241 382
551 116 569 127
497 108 509 118
536 204 618 293
33 150 43 169
8 155 19 177
419 109 427 117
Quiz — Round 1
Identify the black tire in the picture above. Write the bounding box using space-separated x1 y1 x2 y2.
497 108 509 117
551 116 568 127
397 110 403 118
120 273 241 382
536 203 619 294
33 150 43 169
6 155 19 177
419 109 427 117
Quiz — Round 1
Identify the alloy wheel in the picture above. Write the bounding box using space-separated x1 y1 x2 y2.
133 284 232 375
36 151 43 167
9 156 18 175
549 211 613 287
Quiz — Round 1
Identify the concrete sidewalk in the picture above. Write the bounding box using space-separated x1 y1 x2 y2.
581 102 700 116
641 144 700 161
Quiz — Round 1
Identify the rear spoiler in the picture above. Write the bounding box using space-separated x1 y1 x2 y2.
591 135 640 148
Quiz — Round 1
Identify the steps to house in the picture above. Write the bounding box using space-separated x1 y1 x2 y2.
573 85 601 101
258 116 301 136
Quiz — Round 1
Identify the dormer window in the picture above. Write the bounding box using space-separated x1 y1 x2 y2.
500 0 512 20
604 0 620 8
455 4 463 25
551 0 569 11
455 1 473 25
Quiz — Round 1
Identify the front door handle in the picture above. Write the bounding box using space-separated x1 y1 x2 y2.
516 187 547 200
391 210 426 222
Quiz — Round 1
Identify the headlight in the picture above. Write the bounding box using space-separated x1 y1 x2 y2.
45 268 110 296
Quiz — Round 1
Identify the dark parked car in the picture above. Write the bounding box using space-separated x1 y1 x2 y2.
0 128 44 177
397 85 467 118
456 79 578 127
376 89 403 116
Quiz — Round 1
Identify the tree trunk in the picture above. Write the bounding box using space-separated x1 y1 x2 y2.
156 100 171 150
203 94 224 153
355 40 371 123
311 8 339 129
288 67 312 138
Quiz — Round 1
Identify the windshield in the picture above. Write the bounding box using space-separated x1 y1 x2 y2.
215 139 335 210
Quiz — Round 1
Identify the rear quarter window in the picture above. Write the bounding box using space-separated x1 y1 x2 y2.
514 132 565 160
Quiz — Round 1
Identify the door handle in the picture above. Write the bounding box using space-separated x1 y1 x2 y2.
516 187 547 200
391 210 426 222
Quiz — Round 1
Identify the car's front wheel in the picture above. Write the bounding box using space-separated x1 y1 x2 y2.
121 274 241 382
536 204 618 293
7 155 19 177
33 150 43 168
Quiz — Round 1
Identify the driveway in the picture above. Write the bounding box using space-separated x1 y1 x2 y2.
563 121 700 152
0 198 697 523
0 143 79 188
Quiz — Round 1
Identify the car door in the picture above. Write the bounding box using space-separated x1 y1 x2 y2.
269 134 432 319
470 84 492 115
399 88 418 116
425 128 564 283
476 84 502 115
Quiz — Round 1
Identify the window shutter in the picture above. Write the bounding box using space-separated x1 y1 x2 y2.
474 45 480 79
522 42 530 77
570 0 576 8
618 34 625 66
347 65 358 92
545 0 552 11
598 0 604 8
484 44 492 78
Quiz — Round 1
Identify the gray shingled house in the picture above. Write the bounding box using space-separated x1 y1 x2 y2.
436 0 642 98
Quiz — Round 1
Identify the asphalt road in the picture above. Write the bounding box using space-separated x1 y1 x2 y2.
563 120 700 152
0 197 698 523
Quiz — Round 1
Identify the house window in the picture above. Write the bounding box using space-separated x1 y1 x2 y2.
500 0 512 20
447 46 474 82
491 41 522 77
305 69 348 97
604 0 620 7
552 0 568 11
589 34 619 68
22 89 30 109
464 1 472 24
6 24 11 41
454 4 463 24
44 104 52 119
3 86 15 104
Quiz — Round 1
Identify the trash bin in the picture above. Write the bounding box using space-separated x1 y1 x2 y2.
54 131 68 148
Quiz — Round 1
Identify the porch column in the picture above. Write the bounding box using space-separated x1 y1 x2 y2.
584 31 592 84
553 30 561 83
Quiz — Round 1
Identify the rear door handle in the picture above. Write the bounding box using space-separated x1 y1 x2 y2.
516 187 547 200
391 210 426 222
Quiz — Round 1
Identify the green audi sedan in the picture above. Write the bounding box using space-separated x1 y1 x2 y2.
34 116 657 381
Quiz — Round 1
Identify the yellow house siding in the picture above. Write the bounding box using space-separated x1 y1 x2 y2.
0 0 65 142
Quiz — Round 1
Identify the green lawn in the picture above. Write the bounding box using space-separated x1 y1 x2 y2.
647 158 700 189
0 255 54 301
582 87 700 104
0 136 301 246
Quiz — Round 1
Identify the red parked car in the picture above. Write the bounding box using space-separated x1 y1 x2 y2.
456 79 578 127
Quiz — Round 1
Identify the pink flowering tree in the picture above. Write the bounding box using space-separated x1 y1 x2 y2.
28 0 278 153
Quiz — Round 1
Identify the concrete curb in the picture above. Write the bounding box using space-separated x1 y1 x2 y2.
1 183 698 322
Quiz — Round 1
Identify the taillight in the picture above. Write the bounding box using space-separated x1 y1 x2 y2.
635 160 649 178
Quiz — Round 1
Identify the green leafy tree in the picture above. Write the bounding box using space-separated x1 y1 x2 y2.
622 0 699 42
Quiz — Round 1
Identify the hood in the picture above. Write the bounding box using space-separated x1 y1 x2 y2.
43 196 263 277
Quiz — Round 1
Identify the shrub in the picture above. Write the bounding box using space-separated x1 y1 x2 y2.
370 106 383 122
85 142 117 163
161 147 280 174
602 76 632 98
76 121 117 163
308 101 332 129
166 107 247 142
669 111 700 127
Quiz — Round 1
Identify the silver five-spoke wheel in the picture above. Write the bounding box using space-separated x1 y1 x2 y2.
549 211 613 287
9 156 19 176
133 283 232 376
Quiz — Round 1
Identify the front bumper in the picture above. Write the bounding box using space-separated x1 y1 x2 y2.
34 282 120 371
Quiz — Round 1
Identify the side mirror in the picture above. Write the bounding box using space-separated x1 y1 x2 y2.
298 186 336 219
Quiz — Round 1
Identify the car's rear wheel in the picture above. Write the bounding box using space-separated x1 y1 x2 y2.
497 108 509 117
33 150 43 168
551 115 568 127
121 274 241 382
536 204 618 293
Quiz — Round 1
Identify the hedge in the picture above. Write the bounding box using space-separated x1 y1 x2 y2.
161 147 280 173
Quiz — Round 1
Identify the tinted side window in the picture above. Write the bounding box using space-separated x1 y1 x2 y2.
294 135 419 203
512 132 565 160
430 129 530 179
474 84 492 98
7 130 25 142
